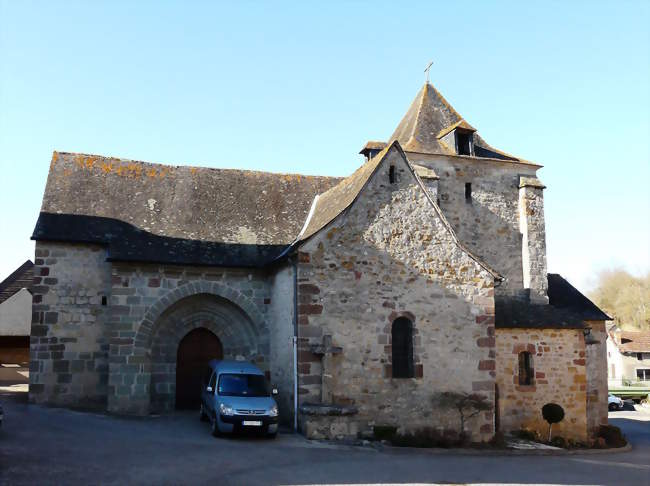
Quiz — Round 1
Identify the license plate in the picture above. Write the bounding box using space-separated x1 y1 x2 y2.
242 420 262 426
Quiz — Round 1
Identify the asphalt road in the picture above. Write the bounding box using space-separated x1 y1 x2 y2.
0 393 648 486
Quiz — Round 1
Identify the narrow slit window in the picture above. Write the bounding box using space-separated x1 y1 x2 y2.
465 182 472 201
389 165 396 184
392 317 414 378
518 351 534 386
101 296 107 306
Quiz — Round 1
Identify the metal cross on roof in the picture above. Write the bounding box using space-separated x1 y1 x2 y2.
424 61 433 83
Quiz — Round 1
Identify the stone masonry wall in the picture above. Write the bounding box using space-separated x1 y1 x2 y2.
30 242 111 409
585 321 608 438
407 153 539 297
495 328 588 441
297 147 497 442
106 263 284 415
518 180 548 303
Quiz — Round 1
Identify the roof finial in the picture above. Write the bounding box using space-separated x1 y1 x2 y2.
424 61 433 84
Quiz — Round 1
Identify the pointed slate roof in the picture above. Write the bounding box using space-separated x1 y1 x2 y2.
0 260 33 305
386 83 523 162
496 274 611 329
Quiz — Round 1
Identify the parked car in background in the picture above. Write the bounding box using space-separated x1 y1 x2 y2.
200 360 279 438
608 394 624 411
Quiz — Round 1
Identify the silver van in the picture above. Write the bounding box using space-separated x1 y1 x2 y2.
200 360 279 438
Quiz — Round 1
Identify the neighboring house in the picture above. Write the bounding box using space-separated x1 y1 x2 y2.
0 260 34 364
607 326 650 386
29 82 610 443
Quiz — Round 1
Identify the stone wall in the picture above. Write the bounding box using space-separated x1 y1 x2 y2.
29 242 111 409
297 147 497 442
30 248 297 418
106 263 272 414
267 263 297 425
495 328 588 441
585 321 608 438
406 153 540 298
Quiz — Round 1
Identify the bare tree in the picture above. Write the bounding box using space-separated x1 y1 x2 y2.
432 391 492 438
589 269 650 331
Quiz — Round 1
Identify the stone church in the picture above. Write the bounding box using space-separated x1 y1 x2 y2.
30 82 610 442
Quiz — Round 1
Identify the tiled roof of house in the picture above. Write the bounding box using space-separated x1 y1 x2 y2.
0 260 33 304
617 331 650 353
374 83 533 164
32 152 341 266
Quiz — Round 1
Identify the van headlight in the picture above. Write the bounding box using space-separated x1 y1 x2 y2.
269 405 278 417
219 404 234 416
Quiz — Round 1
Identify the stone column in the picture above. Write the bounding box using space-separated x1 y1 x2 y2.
310 334 342 404
518 176 548 304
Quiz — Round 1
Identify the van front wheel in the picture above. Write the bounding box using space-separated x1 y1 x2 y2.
211 415 221 437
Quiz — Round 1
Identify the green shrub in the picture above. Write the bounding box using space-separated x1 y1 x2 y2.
598 425 627 448
373 425 397 441
390 427 465 448
514 428 540 442
550 436 567 448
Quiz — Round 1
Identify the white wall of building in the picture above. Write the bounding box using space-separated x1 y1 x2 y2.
0 288 32 335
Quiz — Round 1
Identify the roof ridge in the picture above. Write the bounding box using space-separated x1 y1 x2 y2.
406 83 430 148
52 151 344 180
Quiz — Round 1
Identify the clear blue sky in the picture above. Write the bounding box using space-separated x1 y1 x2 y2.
1 1 648 292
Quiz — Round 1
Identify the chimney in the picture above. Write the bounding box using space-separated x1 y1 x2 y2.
518 176 548 304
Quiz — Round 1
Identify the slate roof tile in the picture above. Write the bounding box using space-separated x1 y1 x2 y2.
0 260 33 305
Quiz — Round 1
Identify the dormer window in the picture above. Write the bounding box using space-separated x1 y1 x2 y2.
456 131 473 156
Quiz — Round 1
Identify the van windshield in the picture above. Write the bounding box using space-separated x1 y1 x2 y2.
217 374 269 397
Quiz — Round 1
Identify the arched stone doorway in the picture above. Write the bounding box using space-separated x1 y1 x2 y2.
148 293 269 413
175 328 223 410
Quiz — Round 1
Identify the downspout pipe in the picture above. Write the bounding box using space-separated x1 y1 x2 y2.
292 253 299 432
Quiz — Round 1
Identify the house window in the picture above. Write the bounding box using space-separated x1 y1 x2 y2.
389 165 396 184
637 369 650 381
457 132 472 155
101 296 107 306
465 182 472 201
518 351 534 386
637 353 643 361
392 317 414 378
